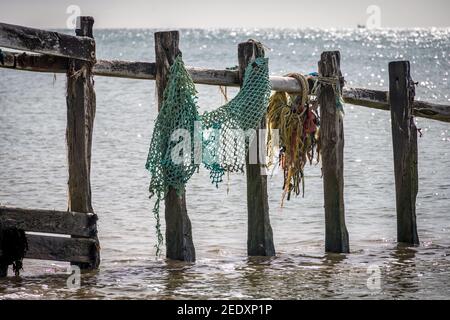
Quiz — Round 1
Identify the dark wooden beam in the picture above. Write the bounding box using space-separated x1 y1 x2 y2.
154 30 195 262
0 22 95 61
389 61 419 245
0 206 97 238
0 50 68 73
318 51 350 253
342 87 389 111
25 234 99 265
93 60 156 80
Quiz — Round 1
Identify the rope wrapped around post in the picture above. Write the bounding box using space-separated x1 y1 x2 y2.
311 75 346 113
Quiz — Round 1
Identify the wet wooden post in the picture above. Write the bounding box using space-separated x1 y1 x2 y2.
154 31 196 262
389 61 419 245
66 16 100 269
238 41 275 256
0 223 7 277
0 266 6 278
318 51 350 253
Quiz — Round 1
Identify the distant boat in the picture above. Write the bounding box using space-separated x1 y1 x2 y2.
357 24 366 29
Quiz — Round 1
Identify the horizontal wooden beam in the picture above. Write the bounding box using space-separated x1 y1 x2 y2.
1 50 449 123
411 100 450 122
0 22 95 61
25 234 98 264
0 206 97 237
343 87 389 111
342 87 450 123
0 50 68 73
93 59 155 79
188 67 239 86
0 51 239 85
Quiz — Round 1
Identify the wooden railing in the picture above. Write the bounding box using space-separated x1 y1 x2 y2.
0 22 95 61
1 17 99 276
1 17 449 274
0 206 99 276
1 42 449 123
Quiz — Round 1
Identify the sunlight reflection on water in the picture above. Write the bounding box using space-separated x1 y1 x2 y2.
0 28 449 299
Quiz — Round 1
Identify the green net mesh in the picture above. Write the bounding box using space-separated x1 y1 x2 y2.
145 56 200 200
145 54 271 253
200 57 271 185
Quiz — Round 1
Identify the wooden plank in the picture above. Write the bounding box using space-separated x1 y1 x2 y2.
155 30 195 262
342 87 389 111
188 67 239 86
93 62 239 86
93 60 156 80
0 50 68 73
318 51 350 253
0 206 97 237
0 22 95 61
343 87 450 123
411 100 450 123
238 41 275 257
25 234 99 264
389 61 419 245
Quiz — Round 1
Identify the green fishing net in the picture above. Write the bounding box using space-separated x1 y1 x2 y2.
200 57 271 185
145 54 271 253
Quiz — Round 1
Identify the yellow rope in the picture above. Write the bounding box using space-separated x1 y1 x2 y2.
266 73 320 207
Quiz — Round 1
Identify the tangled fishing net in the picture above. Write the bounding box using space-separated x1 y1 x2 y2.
145 53 271 254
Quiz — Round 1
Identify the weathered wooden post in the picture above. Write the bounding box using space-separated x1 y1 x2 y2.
66 16 100 269
0 223 7 277
154 31 195 262
318 51 350 253
389 61 419 245
238 41 275 256
0 266 6 278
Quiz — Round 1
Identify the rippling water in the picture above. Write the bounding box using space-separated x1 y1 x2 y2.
1 28 449 299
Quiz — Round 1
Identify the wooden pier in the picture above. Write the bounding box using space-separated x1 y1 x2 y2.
1 17 449 275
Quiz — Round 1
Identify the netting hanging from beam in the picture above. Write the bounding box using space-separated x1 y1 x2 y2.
145 54 271 253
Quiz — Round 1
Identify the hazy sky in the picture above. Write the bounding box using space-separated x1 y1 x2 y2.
0 0 449 29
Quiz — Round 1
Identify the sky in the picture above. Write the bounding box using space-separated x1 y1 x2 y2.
0 0 449 29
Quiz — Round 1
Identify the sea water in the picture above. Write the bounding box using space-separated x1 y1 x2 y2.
0 28 449 299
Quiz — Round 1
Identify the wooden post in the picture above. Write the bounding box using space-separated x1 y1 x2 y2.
238 41 275 257
389 61 419 245
318 51 350 253
154 31 195 262
0 222 8 277
0 266 7 277
66 16 100 269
